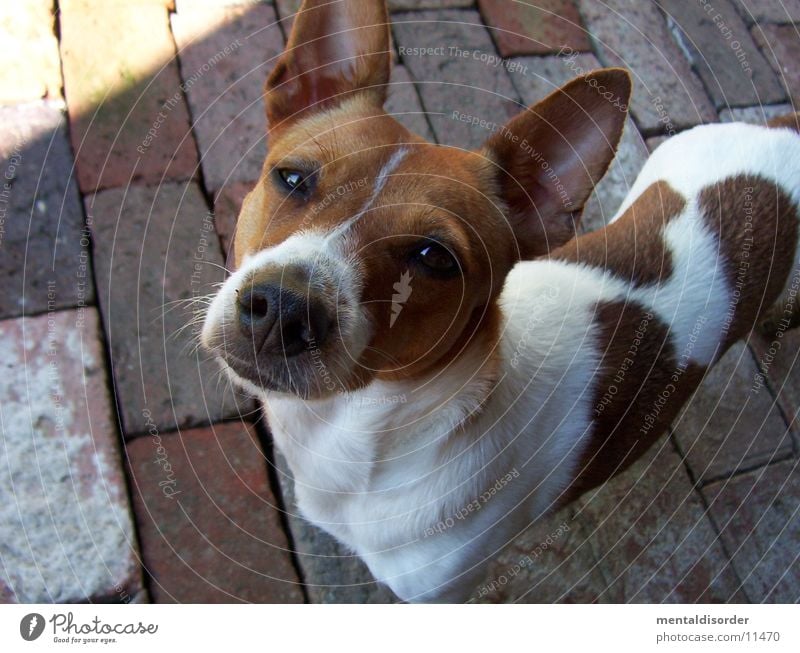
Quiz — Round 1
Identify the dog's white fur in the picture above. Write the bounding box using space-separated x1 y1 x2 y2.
203 121 800 602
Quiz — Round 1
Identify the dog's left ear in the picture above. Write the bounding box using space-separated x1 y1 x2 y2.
265 0 390 132
482 68 632 258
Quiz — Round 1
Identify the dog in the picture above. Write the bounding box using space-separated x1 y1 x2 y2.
200 0 800 602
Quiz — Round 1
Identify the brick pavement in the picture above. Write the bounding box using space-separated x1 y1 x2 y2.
1 0 798 604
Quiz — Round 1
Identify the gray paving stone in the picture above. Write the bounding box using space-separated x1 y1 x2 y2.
719 103 795 124
0 103 93 319
673 342 793 484
732 0 800 24
574 439 747 602
704 458 800 602
0 308 143 602
578 0 717 132
661 0 786 109
86 181 251 438
507 51 600 100
751 329 800 448
393 9 521 148
386 65 437 143
470 509 610 603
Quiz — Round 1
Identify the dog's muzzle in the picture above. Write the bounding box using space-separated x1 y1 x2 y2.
201 241 368 398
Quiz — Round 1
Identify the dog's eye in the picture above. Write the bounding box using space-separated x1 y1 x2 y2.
414 243 458 275
276 168 313 196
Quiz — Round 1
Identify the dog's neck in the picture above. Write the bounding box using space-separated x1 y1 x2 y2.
266 302 504 448
263 317 506 529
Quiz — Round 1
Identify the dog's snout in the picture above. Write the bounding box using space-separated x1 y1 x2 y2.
237 280 330 356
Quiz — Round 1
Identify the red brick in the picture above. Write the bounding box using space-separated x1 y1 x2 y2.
751 23 800 104
391 0 474 8
0 1 62 104
275 0 476 28
175 0 249 10
0 308 144 602
672 342 793 483
213 180 254 262
703 459 800 601
127 422 303 603
171 4 284 195
393 9 520 148
751 329 800 446
733 0 800 24
578 0 716 132
86 181 252 437
661 0 786 109
574 440 746 602
78 0 174 6
0 102 94 318
479 0 589 57
60 0 198 192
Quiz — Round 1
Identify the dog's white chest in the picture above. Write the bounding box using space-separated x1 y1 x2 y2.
265 398 374 540
265 390 449 550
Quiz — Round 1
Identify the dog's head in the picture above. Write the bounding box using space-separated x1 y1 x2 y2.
201 0 631 399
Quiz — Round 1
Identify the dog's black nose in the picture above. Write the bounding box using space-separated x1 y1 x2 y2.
238 283 330 356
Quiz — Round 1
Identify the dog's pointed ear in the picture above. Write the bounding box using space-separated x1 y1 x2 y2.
266 0 391 132
482 68 632 258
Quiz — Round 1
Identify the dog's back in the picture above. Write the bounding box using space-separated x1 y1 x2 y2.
549 114 800 499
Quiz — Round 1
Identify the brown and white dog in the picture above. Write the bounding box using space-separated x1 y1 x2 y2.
200 0 800 601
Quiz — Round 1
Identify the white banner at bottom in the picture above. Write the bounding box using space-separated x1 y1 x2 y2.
1 604 797 652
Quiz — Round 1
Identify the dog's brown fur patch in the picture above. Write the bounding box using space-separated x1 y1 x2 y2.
699 174 799 349
767 112 800 133
553 180 686 286
560 299 705 504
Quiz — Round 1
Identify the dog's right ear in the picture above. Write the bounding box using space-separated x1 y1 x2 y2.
482 68 632 259
266 0 391 133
